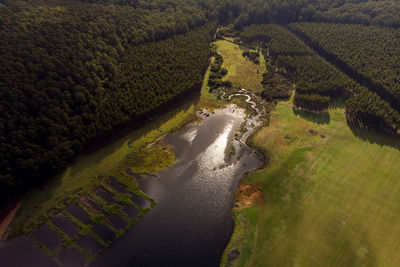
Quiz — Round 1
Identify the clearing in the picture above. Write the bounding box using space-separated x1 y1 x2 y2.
214 39 265 92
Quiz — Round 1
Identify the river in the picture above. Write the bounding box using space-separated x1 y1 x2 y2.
92 98 263 266
0 91 264 267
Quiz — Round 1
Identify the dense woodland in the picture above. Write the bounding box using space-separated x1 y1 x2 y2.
219 0 400 29
239 24 400 132
0 0 217 207
346 86 400 132
208 52 231 91
0 0 214 43
290 22 400 112
261 61 292 101
2 0 400 208
240 24 352 110
242 51 260 64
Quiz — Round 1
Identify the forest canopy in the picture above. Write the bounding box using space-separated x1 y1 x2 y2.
291 22 400 112
0 0 217 206
219 0 400 29
239 24 400 131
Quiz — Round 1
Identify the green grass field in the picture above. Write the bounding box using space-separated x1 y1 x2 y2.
223 101 400 266
215 40 265 92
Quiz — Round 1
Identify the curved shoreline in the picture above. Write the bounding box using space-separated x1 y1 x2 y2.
91 102 263 266
0 201 21 241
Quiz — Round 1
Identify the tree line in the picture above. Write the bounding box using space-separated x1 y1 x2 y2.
290 22 400 113
261 60 292 101
0 0 217 207
218 0 400 29
208 52 230 91
242 51 260 64
240 24 352 111
346 86 400 133
239 24 400 132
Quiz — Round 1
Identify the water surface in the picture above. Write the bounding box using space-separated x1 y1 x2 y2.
92 104 262 266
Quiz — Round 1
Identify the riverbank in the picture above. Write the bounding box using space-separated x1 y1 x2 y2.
92 101 263 266
0 201 21 240
88 37 268 265
8 99 197 238
84 38 268 266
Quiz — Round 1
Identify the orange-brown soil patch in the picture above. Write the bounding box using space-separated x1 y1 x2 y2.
235 183 262 208
0 201 21 240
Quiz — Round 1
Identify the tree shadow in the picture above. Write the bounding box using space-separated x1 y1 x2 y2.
329 98 346 109
292 107 330 125
74 92 201 172
347 119 400 151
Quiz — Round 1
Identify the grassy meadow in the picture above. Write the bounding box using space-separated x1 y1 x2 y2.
214 40 265 92
223 100 400 266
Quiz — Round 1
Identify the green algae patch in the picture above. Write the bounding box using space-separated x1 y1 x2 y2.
123 144 176 175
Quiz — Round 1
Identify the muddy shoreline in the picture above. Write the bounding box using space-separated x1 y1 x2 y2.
0 201 21 240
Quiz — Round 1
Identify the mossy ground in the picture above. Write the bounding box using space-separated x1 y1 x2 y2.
222 100 400 266
123 144 175 175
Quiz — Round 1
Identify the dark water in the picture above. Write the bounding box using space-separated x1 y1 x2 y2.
92 105 262 267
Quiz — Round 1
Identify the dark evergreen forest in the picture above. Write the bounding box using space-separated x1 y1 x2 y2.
0 0 217 206
291 23 400 112
238 24 400 132
219 0 400 29
289 22 400 132
240 24 353 109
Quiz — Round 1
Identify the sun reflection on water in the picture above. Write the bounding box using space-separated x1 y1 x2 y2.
198 123 233 170
182 127 198 145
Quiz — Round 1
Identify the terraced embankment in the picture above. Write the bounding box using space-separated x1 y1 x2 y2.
0 176 153 266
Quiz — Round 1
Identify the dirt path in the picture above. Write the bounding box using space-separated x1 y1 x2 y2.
0 201 21 240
